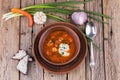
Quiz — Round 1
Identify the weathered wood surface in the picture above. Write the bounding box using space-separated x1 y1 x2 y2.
0 0 120 80
20 0 44 80
103 0 120 80
68 0 85 80
0 0 20 80
85 0 105 80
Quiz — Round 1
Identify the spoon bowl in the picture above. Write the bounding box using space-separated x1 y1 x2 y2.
86 22 97 39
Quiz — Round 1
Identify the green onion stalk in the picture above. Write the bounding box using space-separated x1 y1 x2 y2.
2 0 111 23
2 0 111 50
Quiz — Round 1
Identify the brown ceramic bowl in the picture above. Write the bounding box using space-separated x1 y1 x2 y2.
32 22 88 73
38 25 80 65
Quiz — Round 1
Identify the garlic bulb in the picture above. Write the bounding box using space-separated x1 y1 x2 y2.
71 12 88 25
34 12 47 24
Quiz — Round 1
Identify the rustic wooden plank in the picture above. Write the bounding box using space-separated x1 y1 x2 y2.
0 0 20 80
0 1 2 79
68 61 85 80
0 5 1 80
85 0 105 80
20 0 34 55
68 0 85 80
19 0 39 80
44 0 67 80
44 72 67 80
19 0 46 80
31 0 44 80
103 0 120 80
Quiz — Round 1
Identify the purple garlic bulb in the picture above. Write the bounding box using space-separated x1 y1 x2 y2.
71 12 88 25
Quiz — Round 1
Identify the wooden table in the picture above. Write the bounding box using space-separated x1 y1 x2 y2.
0 0 120 80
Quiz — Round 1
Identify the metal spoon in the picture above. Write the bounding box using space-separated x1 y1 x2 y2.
85 22 97 70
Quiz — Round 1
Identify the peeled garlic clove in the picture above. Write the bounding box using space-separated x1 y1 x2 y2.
71 12 88 25
12 50 27 60
17 55 29 74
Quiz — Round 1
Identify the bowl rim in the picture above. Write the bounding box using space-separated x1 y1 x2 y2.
32 22 88 74
38 25 80 65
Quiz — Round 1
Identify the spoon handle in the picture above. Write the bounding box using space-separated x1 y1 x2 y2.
90 41 95 70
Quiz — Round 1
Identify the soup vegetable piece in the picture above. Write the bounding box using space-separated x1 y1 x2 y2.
43 30 76 63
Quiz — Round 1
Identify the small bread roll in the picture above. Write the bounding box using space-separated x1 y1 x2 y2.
17 55 29 74
12 50 27 60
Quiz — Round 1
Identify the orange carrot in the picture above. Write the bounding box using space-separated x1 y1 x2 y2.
11 8 33 27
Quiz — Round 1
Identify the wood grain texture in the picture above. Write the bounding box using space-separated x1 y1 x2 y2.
20 0 35 80
1 0 120 80
68 0 85 80
85 0 105 80
103 0 120 80
19 0 43 80
0 0 20 80
30 0 44 80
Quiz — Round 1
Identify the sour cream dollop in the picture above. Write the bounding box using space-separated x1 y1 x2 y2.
58 43 70 56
